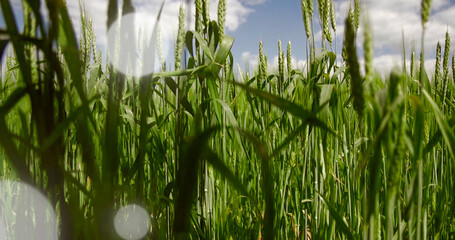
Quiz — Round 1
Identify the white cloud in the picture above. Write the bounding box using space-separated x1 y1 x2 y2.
240 51 306 75
356 53 439 81
3 0 266 75
432 0 451 11
68 0 108 46
64 0 261 46
360 0 455 53
7 0 454 77
241 51 258 68
221 0 255 31
1 0 261 52
269 54 306 71
333 0 455 75
240 0 267 6
55 0 263 69
367 54 403 77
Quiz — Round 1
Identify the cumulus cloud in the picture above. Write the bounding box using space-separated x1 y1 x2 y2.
5 0 453 77
269 54 306 71
68 0 108 46
0 0 261 53
331 0 455 75
3 0 267 75
241 51 306 75
61 0 261 48
241 51 258 69
221 0 255 31
240 0 267 6
366 54 404 77
0 0 260 72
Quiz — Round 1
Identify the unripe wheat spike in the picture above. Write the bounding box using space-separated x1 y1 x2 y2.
330 0 336 33
287 41 292 76
323 0 332 43
354 0 360 32
442 31 451 110
344 10 364 117
218 0 226 39
421 0 432 28
363 13 373 81
174 4 185 71
307 0 314 17
300 0 312 39
411 51 416 79
435 42 441 93
452 54 455 85
195 0 203 33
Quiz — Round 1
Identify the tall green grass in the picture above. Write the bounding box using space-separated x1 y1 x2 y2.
0 0 454 239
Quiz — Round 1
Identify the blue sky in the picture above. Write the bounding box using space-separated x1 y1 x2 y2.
230 0 455 75
2 0 455 76
228 0 310 71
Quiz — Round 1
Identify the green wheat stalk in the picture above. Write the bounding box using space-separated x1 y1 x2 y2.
344 9 363 117
330 0 336 33
218 0 226 39
323 0 332 43
442 31 450 110
259 41 267 82
411 51 416 79
363 12 373 81
421 0 432 28
354 0 360 32
175 4 185 71
307 0 314 17
278 40 285 95
195 0 203 33
452 54 455 84
203 0 210 28
419 0 432 90
287 41 292 77
435 42 441 93
300 0 312 39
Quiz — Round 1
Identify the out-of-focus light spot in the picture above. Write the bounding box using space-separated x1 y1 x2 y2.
106 12 169 78
114 204 151 240
0 216 6 240
0 180 58 240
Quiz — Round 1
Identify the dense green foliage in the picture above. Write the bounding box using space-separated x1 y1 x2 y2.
0 0 454 239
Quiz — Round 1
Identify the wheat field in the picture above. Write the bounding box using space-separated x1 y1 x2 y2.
0 0 454 239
